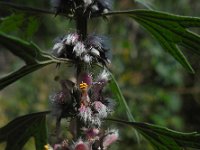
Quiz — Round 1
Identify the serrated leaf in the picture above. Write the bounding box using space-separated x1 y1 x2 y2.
0 111 49 150
0 32 69 90
107 118 200 150
104 10 200 73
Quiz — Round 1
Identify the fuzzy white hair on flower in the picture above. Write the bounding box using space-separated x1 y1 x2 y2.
105 98 115 112
90 47 100 56
73 42 86 57
65 33 79 45
103 129 119 149
78 105 92 123
91 4 99 11
93 101 108 118
53 42 65 55
91 115 101 127
82 54 93 64
98 69 109 81
83 0 93 7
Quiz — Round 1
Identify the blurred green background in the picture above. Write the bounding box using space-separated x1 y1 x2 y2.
0 0 200 149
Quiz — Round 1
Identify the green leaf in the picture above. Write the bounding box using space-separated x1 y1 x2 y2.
0 111 49 150
0 31 51 64
107 118 200 150
0 32 69 90
0 13 24 33
25 17 39 39
104 9 200 73
108 70 140 141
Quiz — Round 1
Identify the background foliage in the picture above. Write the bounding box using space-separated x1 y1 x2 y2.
1 0 200 149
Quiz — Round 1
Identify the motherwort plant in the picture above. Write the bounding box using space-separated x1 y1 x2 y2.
1 0 200 150
46 0 118 149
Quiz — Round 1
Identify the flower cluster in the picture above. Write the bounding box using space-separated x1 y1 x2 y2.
45 129 118 150
51 0 113 17
50 70 113 128
78 70 114 127
53 33 111 65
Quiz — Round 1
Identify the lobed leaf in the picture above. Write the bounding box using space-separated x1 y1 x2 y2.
107 118 200 150
104 9 200 73
0 111 49 150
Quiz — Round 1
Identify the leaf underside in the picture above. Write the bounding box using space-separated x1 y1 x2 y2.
104 9 200 73
0 111 49 150
107 118 200 150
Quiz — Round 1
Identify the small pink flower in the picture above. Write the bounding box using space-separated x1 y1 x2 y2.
84 128 100 140
92 101 108 118
74 140 89 150
103 129 119 149
78 105 92 123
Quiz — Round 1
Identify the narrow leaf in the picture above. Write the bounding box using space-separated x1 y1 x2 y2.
107 118 200 150
108 71 140 141
104 10 200 73
0 31 51 64
0 64 49 90
0 111 49 150
0 32 69 90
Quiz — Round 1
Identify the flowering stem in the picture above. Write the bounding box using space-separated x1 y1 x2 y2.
74 11 88 139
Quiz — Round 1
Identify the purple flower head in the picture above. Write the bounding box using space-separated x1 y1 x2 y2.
78 72 93 87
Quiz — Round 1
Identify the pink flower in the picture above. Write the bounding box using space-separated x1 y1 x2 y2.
103 129 119 149
78 105 92 123
92 101 108 118
84 128 100 141
74 140 89 150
